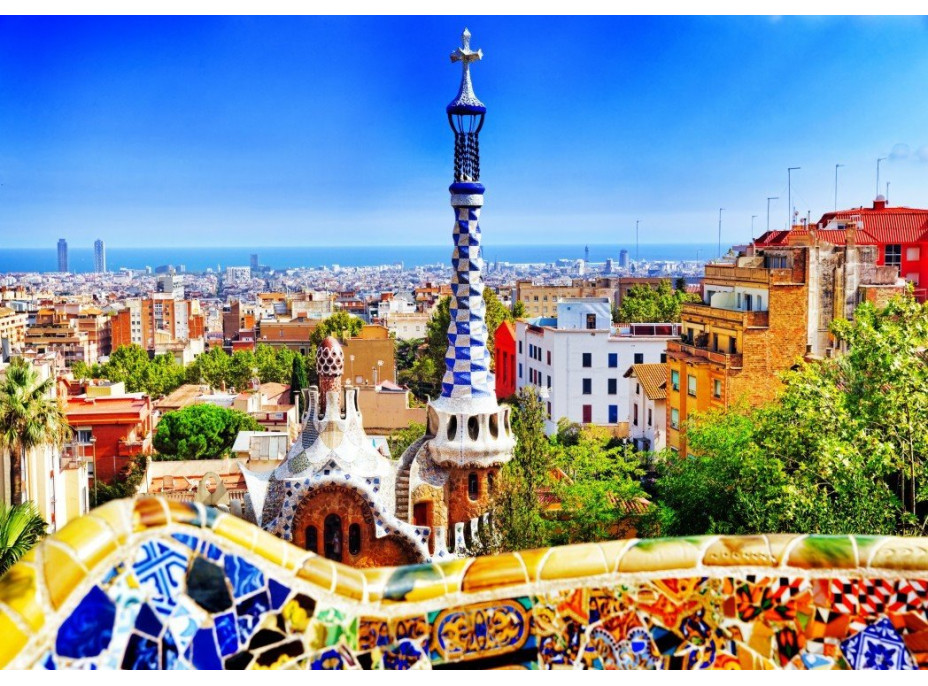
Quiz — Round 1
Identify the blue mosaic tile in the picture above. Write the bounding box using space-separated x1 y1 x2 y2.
162 629 180 669
41 651 56 670
224 554 265 598
268 578 291 610
121 633 161 670
132 541 188 617
187 628 222 670
56 585 116 659
214 611 239 657
841 618 917 670
236 590 271 644
134 602 163 638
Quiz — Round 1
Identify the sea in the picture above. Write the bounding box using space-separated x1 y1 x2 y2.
0 243 724 274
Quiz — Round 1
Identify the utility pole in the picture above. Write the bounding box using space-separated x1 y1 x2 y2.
751 215 757 241
788 167 800 230
877 157 887 198
886 181 890 204
766 196 778 233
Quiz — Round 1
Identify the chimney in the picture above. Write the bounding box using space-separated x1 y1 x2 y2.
873 195 887 211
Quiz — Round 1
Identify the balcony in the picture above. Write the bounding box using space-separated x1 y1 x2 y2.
667 339 743 369
681 303 769 329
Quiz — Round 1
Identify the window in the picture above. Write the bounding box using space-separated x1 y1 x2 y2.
713 333 719 352
729 337 737 354
547 350 551 365
608 379 617 395
633 404 639 426
547 375 551 389
608 353 618 368
518 341 523 354
518 363 522 379
713 379 722 398
671 408 680 429
744 294 753 311
634 353 644 364
76 428 93 444
305 526 318 553
468 473 479 500
885 244 902 267
582 405 592 423
586 313 596 330
547 402 552 419
647 408 652 427
609 405 618 424
671 370 680 391
660 353 667 363
324 514 342 562
582 352 592 368
687 375 697 397
906 246 920 261
635 382 640 395
582 378 592 394
348 524 361 556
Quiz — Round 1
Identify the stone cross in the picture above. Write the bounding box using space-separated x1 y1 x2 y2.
450 28 483 73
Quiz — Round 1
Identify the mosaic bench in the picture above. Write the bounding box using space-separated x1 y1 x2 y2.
2 497 928 669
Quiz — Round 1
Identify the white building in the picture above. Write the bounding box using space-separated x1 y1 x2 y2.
624 364 667 452
515 298 680 435
224 266 252 285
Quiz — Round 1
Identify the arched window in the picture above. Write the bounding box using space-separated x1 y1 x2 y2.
324 514 343 562
487 471 495 494
348 523 361 556
305 526 318 553
468 472 479 500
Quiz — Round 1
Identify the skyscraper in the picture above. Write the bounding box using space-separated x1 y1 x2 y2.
94 239 106 273
250 253 259 271
57 239 68 272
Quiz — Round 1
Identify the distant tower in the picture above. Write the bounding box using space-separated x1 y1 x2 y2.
57 239 68 273
619 249 629 269
250 253 259 271
94 239 106 273
585 245 590 263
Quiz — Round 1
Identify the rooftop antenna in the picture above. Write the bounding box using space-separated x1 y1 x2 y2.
876 157 887 199
834 163 844 211
886 181 890 204
751 214 757 242
717 208 725 258
766 196 778 233
788 167 800 230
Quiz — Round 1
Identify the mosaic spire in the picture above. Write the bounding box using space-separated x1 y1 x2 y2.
440 29 494 408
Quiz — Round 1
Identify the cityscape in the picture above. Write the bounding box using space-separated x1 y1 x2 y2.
2 16 928 672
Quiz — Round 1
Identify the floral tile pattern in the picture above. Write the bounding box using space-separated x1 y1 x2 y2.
4 498 928 670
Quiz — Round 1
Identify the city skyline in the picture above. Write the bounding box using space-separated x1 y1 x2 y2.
3 16 928 248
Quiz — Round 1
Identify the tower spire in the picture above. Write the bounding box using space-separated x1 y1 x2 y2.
436 29 495 413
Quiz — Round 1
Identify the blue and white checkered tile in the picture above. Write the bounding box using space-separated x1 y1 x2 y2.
132 540 189 618
840 618 917 670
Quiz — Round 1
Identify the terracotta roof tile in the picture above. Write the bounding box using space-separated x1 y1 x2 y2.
624 363 667 400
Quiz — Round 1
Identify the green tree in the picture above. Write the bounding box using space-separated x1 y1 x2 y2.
387 421 425 461
512 300 526 320
186 346 231 390
228 350 258 392
290 354 308 414
423 296 452 393
395 338 423 373
153 404 263 461
553 427 654 544
0 501 47 576
616 280 700 323
91 454 148 507
488 388 554 552
255 344 297 384
483 286 513 368
0 358 71 505
310 311 363 346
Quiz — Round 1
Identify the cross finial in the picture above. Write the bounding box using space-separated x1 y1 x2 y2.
447 28 486 114
451 27 483 67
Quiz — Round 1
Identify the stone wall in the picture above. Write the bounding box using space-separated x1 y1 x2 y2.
4 497 928 670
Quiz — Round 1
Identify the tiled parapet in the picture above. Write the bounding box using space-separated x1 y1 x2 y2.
4 498 928 669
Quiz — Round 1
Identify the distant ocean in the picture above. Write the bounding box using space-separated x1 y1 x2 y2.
0 243 724 274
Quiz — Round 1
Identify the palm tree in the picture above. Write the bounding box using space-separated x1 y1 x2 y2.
0 501 47 576
0 358 71 506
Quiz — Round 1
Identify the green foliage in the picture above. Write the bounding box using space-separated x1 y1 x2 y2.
395 338 422 373
99 345 185 397
488 388 555 553
255 344 298 384
290 354 308 413
90 454 148 507
153 404 263 461
512 300 526 320
0 358 71 505
552 427 654 544
616 280 700 323
0 501 47 576
186 346 231 389
655 292 928 536
387 422 425 461
310 311 363 346
483 287 513 368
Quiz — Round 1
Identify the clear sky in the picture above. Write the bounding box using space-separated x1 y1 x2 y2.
3 15 928 248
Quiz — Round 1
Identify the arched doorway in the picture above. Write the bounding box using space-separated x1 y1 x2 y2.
324 513 343 562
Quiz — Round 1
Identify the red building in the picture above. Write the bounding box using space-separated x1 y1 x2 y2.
65 393 153 485
494 321 516 400
755 197 927 301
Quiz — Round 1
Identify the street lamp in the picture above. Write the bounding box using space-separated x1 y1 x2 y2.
766 196 778 233
788 167 800 230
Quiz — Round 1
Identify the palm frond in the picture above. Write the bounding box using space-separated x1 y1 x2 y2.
0 501 48 576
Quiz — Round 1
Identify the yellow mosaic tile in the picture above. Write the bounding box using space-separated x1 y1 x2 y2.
514 547 548 582
133 496 169 530
540 542 608 580
855 535 889 568
0 561 44 632
86 500 133 545
54 514 118 572
617 538 700 573
461 553 527 593
251 526 302 572
433 557 472 596
0 608 29 669
765 534 802 565
297 555 337 592
786 535 857 569
43 542 87 610
359 567 393 604
212 512 258 552
869 537 928 571
704 536 775 567
598 538 637 572
333 565 367 602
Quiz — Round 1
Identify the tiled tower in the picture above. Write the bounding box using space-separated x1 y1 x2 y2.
420 29 514 513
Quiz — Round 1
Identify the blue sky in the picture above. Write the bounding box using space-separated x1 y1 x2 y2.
3 16 928 248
